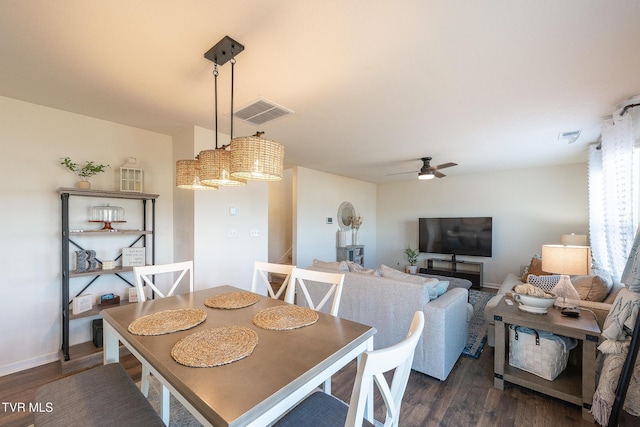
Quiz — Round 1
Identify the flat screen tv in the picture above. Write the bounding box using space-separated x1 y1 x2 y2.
418 217 493 258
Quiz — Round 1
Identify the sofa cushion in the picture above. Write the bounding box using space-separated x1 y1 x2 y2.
312 259 349 271
572 275 609 302
380 264 423 283
520 256 551 282
346 261 381 276
526 274 561 292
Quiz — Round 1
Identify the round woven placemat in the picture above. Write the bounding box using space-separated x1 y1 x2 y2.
171 326 259 368
204 291 260 309
253 305 319 330
128 309 207 336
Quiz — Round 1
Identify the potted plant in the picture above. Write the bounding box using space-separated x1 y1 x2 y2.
60 157 110 189
404 245 420 274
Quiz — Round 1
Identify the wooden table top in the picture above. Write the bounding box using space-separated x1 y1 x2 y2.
101 285 376 426
494 295 601 338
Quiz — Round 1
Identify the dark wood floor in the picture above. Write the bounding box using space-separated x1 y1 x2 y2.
1 345 605 427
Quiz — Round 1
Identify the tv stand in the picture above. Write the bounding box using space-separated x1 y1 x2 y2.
421 257 483 289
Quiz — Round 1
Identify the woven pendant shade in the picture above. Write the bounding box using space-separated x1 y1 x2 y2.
230 135 284 181
176 160 218 190
199 149 247 187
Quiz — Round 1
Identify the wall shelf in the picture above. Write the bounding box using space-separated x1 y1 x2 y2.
59 188 158 362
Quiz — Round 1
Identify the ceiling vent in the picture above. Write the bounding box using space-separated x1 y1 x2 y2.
558 130 581 144
235 98 293 125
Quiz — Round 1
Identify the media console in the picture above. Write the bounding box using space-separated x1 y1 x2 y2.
420 257 483 289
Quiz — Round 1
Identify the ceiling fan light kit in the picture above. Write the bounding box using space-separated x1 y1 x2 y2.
417 157 457 180
176 36 284 190
418 171 435 180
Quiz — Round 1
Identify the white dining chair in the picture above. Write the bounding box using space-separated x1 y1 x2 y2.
274 311 425 427
133 260 194 425
285 267 345 316
285 267 346 394
133 260 194 302
250 261 294 299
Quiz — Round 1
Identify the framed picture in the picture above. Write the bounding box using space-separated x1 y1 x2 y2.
122 247 146 267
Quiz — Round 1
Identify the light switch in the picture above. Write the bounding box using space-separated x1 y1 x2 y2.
229 207 237 216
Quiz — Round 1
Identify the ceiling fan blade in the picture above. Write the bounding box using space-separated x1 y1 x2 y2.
431 162 457 171
385 170 419 176
434 170 446 178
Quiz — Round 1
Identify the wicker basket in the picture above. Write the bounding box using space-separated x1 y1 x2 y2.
508 325 577 381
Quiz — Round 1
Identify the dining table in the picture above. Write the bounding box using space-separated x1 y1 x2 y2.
101 285 376 426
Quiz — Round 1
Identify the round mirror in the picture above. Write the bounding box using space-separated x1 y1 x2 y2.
337 201 356 231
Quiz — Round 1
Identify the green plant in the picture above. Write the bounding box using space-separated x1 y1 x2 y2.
60 157 110 178
404 245 419 266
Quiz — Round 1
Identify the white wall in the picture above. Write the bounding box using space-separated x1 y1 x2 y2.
268 169 293 263
377 163 588 286
294 167 377 269
192 126 269 292
0 96 174 375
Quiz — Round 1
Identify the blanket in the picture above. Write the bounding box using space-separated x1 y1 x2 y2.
591 288 640 425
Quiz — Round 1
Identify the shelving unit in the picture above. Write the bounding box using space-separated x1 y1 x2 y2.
59 188 158 365
336 245 365 266
421 257 483 289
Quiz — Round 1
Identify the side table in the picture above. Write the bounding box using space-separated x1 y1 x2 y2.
493 295 601 422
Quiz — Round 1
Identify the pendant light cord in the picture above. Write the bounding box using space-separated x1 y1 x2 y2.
213 63 219 149
230 56 236 141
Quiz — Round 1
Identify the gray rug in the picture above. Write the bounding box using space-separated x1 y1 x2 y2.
462 289 493 359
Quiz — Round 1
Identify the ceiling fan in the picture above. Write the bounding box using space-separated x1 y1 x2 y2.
387 157 458 180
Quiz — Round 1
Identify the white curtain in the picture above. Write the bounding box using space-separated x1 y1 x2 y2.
589 109 639 280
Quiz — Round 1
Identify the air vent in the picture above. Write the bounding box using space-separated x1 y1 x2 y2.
235 98 293 125
558 130 581 144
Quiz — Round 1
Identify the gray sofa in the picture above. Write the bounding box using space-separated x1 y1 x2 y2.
484 272 624 347
305 264 471 380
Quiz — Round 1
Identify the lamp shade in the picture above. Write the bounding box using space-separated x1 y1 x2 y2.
229 135 284 181
199 149 247 187
560 234 588 246
176 160 218 190
541 245 591 275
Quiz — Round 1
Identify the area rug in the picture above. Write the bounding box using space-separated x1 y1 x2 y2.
462 289 493 359
141 376 203 427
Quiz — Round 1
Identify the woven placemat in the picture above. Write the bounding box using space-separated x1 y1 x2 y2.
204 291 259 309
128 309 207 336
253 305 319 330
171 326 259 368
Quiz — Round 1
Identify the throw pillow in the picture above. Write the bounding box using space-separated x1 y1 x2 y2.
436 280 449 296
422 277 440 300
591 261 614 293
312 259 349 272
572 275 609 302
380 264 433 286
526 274 561 293
520 255 552 282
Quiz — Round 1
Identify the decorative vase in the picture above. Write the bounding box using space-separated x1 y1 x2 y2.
352 229 359 245
77 180 91 190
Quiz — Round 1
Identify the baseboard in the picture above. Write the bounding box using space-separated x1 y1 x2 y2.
0 351 59 377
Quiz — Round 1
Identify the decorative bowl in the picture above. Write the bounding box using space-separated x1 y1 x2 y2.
512 292 556 314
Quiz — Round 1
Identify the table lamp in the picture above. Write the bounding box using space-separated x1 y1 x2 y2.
541 244 591 308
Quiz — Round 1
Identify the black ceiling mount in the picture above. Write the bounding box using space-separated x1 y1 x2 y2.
204 36 244 65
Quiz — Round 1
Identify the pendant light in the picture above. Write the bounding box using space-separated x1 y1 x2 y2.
199 40 246 187
227 49 284 181
176 159 218 190
230 132 284 181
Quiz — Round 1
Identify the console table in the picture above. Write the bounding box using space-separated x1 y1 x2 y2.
337 245 364 266
493 295 600 422
421 258 483 289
